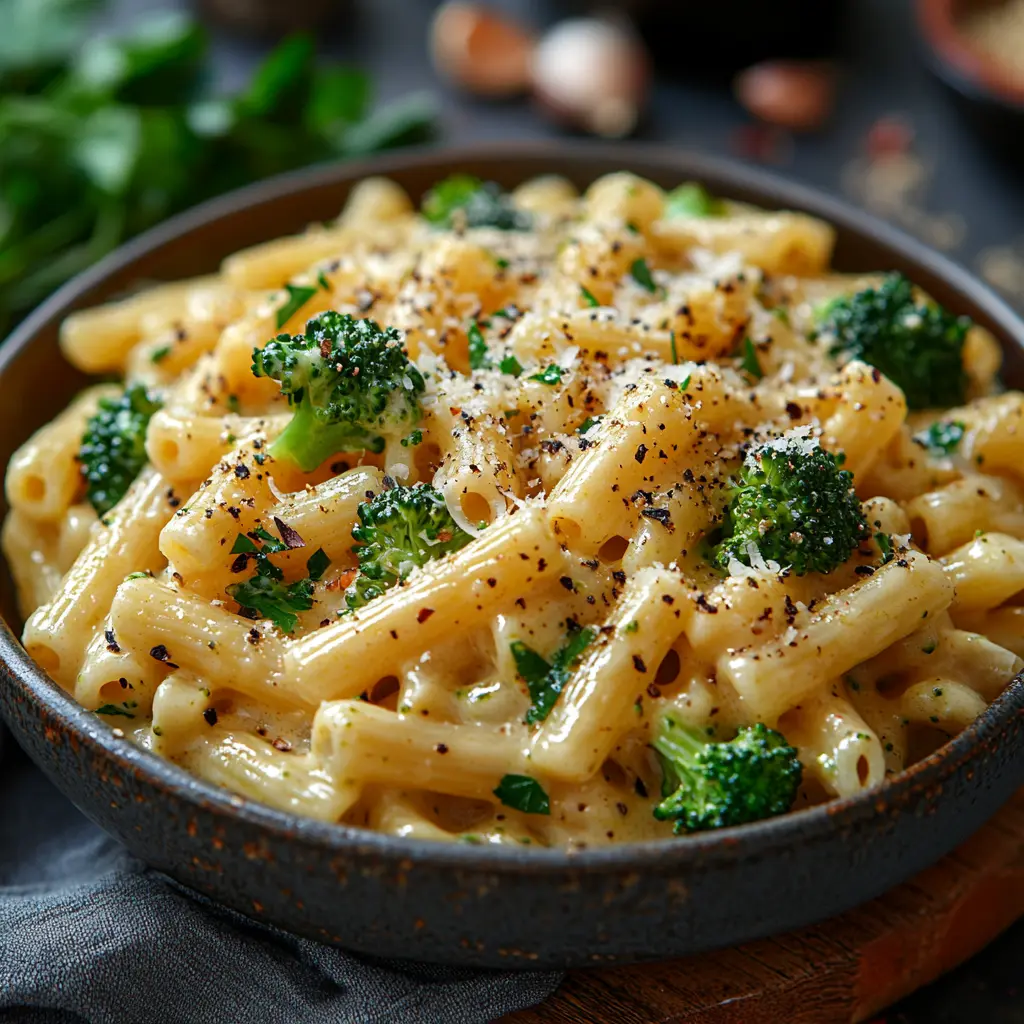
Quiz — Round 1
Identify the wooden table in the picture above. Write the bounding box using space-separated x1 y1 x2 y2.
506 793 1024 1024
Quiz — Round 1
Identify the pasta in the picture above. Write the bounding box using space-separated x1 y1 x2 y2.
5 170 1022 850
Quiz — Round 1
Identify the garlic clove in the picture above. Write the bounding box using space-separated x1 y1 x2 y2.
430 2 535 98
531 17 650 138
733 61 838 133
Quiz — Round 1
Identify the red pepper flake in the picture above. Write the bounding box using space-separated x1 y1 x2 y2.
203 707 218 726
559 576 575 591
435 743 449 754
417 607 435 623
272 737 293 752
104 629 120 654
634 444 648 464
633 655 647 673
273 517 305 549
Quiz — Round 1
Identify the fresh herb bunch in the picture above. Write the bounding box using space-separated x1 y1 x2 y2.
815 273 971 410
709 434 869 576
345 483 472 611
0 3 436 333
78 383 162 515
252 311 426 471
420 174 532 231
652 714 803 834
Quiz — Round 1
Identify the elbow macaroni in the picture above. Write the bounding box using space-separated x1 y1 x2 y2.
4 171 1021 849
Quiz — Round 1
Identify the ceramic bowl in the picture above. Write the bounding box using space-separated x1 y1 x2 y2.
1 142 1022 968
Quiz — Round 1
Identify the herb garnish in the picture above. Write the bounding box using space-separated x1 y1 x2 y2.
493 774 550 815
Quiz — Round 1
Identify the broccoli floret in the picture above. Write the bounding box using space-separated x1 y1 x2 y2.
709 434 869 576
652 714 802 834
78 384 162 515
420 174 532 231
252 311 425 472
345 483 472 610
815 272 970 410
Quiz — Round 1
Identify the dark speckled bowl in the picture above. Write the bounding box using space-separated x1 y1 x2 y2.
1 143 1023 969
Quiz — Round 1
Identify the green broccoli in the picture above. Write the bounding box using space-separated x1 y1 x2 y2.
815 272 971 410
652 713 803 834
78 384 162 515
420 174 532 231
345 483 472 610
251 311 425 472
709 434 869 576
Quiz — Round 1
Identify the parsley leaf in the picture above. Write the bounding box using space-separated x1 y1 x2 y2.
306 547 330 581
577 415 602 434
580 285 600 308
512 626 596 724
499 354 524 377
468 320 489 370
493 774 550 815
630 257 658 294
95 703 135 718
876 532 894 566
276 280 323 329
664 182 725 219
913 420 966 457
226 522 323 633
227 575 313 634
740 337 763 379
528 364 564 385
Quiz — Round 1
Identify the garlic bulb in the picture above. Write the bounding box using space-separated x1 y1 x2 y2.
430 2 535 98
531 18 649 138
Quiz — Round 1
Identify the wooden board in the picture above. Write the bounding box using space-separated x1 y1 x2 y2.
505 791 1024 1024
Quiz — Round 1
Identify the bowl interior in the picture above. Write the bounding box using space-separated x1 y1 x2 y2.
1 140 1023 850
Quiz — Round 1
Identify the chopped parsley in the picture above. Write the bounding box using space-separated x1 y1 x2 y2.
740 338 763 379
95 703 135 718
226 524 331 634
577 415 603 435
493 774 550 815
511 626 596 724
580 285 600 308
630 257 658 294
913 420 966 458
876 532 894 566
468 320 489 370
499 354 524 377
150 345 171 364
664 182 725 219
400 429 424 447
528 364 564 385
669 330 678 365
275 274 330 330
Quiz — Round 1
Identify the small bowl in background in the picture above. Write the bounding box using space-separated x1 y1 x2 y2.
917 0 1024 161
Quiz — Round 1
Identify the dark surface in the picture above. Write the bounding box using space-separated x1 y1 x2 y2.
99 0 1023 312
2 145 1024 973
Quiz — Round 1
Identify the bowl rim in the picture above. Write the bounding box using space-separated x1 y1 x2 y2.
916 0 1024 107
3 138 1024 873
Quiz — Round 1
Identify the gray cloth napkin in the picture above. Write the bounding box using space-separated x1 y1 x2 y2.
0 741 562 1024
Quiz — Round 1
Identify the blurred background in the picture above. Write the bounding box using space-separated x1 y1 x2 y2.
3 0 1024 340
3 0 1024 1018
